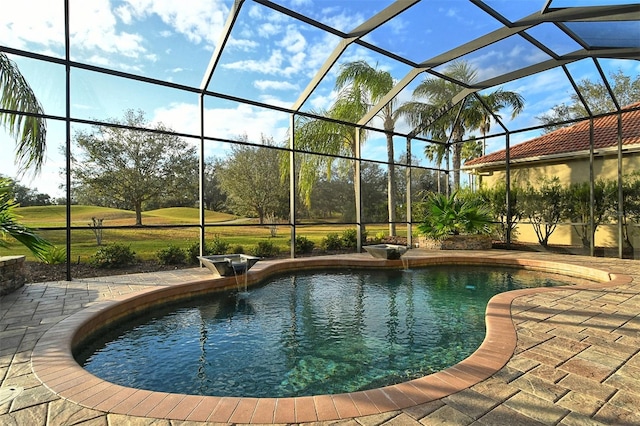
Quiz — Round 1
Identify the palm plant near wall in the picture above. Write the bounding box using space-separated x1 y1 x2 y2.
417 191 492 240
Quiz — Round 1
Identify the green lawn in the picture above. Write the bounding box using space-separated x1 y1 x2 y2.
5 205 404 262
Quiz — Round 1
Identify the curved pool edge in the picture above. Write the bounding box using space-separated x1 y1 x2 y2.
30 253 632 424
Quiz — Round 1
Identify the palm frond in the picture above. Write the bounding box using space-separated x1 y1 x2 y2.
0 52 47 175
0 178 52 259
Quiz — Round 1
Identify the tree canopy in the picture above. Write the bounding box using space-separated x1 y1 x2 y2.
217 135 289 224
536 69 640 133
71 109 198 225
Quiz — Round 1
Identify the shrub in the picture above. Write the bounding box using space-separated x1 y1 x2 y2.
320 233 343 251
294 236 315 254
186 236 233 264
186 241 204 264
249 241 280 257
341 229 358 249
91 243 137 268
209 234 231 255
41 245 66 265
156 245 187 265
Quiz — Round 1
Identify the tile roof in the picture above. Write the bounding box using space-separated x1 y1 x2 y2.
464 102 640 168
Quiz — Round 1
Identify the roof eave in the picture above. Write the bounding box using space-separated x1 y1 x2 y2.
462 143 640 172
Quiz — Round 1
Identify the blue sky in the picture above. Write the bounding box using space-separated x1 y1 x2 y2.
1 0 638 197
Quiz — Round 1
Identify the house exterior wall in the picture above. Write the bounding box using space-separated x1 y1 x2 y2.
478 153 640 189
474 152 640 249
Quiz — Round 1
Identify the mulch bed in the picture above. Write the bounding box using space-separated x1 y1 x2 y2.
23 260 197 283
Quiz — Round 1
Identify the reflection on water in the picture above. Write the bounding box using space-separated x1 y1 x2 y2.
77 266 574 398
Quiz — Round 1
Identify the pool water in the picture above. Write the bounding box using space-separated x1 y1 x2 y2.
76 266 571 397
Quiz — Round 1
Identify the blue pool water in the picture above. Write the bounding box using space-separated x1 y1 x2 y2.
76 266 573 397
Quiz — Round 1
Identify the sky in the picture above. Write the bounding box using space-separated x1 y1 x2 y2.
1 0 638 198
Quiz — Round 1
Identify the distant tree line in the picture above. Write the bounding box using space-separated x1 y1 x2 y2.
64 109 448 226
0 175 65 206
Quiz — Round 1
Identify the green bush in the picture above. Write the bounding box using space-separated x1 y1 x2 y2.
232 245 245 254
321 233 343 251
156 245 187 265
341 229 358 249
91 243 137 268
186 241 204 264
209 234 231 255
249 241 280 257
294 236 315 254
40 245 66 265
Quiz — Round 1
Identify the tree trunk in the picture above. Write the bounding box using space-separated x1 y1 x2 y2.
135 202 143 226
452 142 461 191
386 133 396 236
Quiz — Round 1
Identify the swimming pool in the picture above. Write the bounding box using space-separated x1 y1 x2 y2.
75 265 575 398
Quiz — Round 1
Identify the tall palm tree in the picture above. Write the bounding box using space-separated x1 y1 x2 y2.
424 142 447 193
294 92 367 221
402 61 524 190
334 61 399 235
294 61 400 234
1 52 50 259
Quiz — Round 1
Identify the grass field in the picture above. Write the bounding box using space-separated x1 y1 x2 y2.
5 205 403 262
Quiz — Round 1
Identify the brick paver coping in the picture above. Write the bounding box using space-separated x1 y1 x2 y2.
31 253 630 424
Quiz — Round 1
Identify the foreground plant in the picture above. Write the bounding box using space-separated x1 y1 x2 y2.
0 178 51 260
417 191 493 240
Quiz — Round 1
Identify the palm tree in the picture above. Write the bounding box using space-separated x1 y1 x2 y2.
402 61 524 190
294 61 400 234
1 52 47 175
424 142 447 193
294 99 367 226
334 61 399 235
1 52 50 259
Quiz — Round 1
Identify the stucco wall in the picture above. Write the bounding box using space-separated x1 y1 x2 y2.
479 153 640 188
472 152 640 250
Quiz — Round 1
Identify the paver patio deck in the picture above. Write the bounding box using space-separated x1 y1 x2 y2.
1 249 639 425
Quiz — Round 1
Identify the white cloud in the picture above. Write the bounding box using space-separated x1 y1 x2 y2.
290 0 313 7
321 10 359 33
151 102 288 144
115 4 134 25
0 1 63 51
120 0 229 47
258 22 282 38
277 26 306 53
254 80 300 91
222 50 285 74
228 37 259 51
71 1 147 58
248 5 263 20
